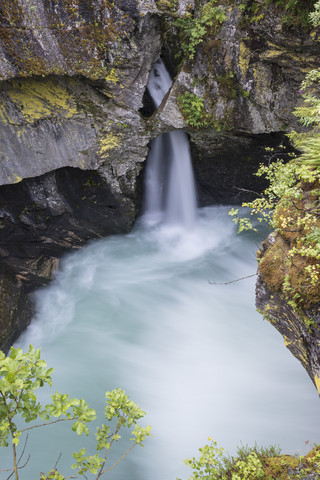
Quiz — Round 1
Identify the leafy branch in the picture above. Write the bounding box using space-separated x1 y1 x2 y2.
0 346 151 480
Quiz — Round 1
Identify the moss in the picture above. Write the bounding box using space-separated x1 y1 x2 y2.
203 38 221 56
315 373 320 394
262 45 317 70
0 0 133 80
258 239 287 288
238 0 316 29
238 40 251 80
155 0 177 12
104 68 120 85
211 106 235 132
215 72 237 100
259 185 320 309
262 455 299 479
263 0 317 29
99 133 122 158
4 78 78 123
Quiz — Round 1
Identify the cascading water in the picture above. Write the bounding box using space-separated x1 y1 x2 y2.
2 59 320 480
146 58 173 109
143 58 197 227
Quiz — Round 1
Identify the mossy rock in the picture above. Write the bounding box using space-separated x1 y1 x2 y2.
258 236 288 292
262 455 299 479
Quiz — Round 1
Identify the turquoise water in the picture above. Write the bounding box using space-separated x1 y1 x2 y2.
3 206 320 480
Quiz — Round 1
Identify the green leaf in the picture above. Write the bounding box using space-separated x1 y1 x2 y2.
76 422 85 435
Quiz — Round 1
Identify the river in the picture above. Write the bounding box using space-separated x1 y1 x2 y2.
6 204 320 480
1 57 319 480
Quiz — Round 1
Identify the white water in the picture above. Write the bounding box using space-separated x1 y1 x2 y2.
1 58 319 479
146 58 173 109
8 208 320 480
143 131 197 227
143 58 197 228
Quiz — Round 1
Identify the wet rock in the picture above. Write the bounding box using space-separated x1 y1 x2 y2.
256 237 320 395
0 166 137 346
0 265 32 353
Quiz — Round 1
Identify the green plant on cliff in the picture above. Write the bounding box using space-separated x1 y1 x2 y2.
229 149 320 309
240 0 317 27
289 69 320 169
229 0 320 311
0 345 151 479
179 437 320 480
310 0 320 24
177 91 213 128
263 0 317 27
174 0 226 59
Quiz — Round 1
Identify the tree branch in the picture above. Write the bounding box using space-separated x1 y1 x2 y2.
99 444 136 477
209 273 257 285
21 416 75 433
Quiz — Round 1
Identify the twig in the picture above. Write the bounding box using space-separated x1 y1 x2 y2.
100 444 136 476
234 187 263 198
54 452 62 470
21 416 74 432
4 456 30 480
209 273 257 285
17 435 29 466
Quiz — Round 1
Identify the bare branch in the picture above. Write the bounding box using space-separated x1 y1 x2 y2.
16 434 29 466
234 187 264 198
3 455 30 480
209 273 257 285
54 452 62 470
99 444 136 477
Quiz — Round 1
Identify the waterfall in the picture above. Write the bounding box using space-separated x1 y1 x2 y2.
143 59 198 227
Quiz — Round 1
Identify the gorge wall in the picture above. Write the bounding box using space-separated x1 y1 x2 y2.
0 0 319 392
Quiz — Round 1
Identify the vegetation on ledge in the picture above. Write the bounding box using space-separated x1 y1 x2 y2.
230 0 320 315
181 437 320 480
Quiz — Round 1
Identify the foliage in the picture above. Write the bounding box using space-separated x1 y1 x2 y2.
239 0 317 27
239 1 265 25
177 91 213 128
229 0 320 311
156 0 177 12
174 0 226 59
263 0 317 27
229 150 302 233
231 452 265 480
229 148 320 309
179 437 226 480
0 345 151 480
288 69 320 169
179 438 319 480
310 0 320 25
295 445 320 479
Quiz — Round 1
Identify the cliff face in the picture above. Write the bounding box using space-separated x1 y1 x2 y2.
0 0 319 386
256 271 320 395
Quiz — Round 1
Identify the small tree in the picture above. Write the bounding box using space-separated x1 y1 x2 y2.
0 345 151 479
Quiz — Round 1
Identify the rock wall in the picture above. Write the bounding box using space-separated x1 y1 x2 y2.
256 272 320 394
0 0 320 388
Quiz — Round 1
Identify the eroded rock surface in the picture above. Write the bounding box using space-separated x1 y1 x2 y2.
256 266 320 395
